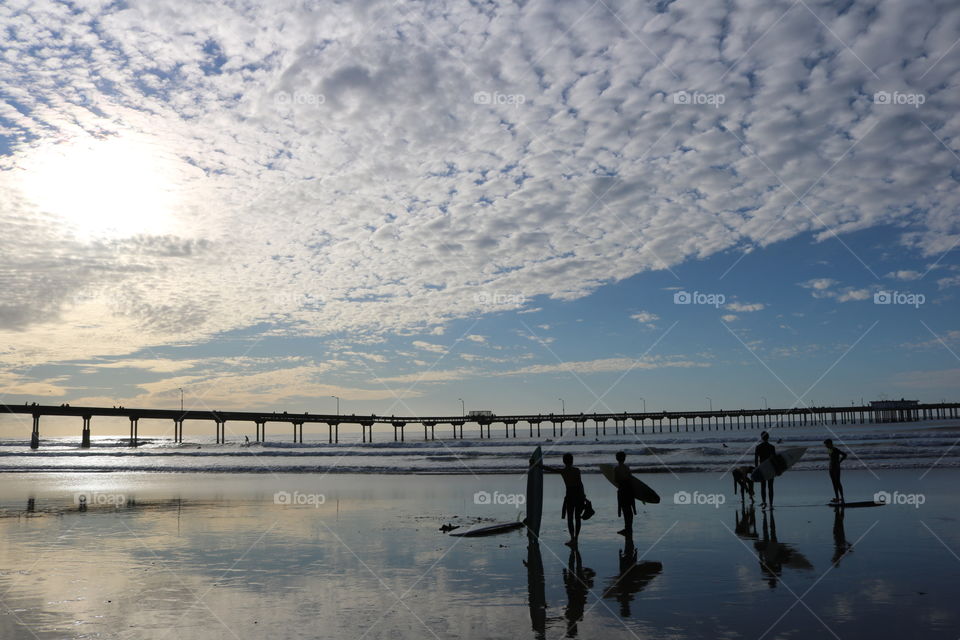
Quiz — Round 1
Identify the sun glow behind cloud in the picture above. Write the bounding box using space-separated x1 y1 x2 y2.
14 135 183 239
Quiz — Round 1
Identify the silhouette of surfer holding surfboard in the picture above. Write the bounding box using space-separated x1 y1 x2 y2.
614 451 636 537
755 432 776 509
544 453 587 547
824 439 848 504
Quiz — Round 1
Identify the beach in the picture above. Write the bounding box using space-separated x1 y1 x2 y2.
1 468 957 639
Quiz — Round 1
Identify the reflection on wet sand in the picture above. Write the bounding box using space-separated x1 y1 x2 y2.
525 542 546 640
753 511 813 588
832 506 854 566
602 539 662 618
562 547 595 637
735 502 757 540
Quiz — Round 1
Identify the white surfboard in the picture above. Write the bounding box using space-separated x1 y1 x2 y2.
751 447 806 482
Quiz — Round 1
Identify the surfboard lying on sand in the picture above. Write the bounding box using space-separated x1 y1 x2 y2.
449 521 525 537
526 446 544 539
826 501 885 508
598 464 661 504
750 447 806 482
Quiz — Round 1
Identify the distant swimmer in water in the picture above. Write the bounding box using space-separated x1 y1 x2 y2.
544 453 586 546
824 439 848 504
755 432 776 509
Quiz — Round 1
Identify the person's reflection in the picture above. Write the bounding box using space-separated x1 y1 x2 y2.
602 539 662 617
26 497 35 513
735 502 757 540
831 506 853 566
562 547 594 637
755 510 782 587
524 541 546 639
754 511 813 588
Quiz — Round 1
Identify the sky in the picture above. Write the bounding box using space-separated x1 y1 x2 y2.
1 0 959 435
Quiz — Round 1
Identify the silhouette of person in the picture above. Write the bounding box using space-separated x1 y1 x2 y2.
544 453 586 546
754 431 776 509
824 439 848 504
562 547 594 636
524 541 546 640
732 465 755 502
613 451 636 537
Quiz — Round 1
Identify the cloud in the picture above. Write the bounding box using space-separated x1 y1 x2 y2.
377 368 473 383
800 279 872 302
411 341 449 354
721 314 738 322
95 358 199 373
464 334 486 343
801 279 838 293
726 302 765 313
886 270 922 281
500 356 709 376
0 0 958 372
631 311 660 326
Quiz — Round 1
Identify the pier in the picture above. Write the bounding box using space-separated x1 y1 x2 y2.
3 400 958 449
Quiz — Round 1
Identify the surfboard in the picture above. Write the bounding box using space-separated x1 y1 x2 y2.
750 447 806 482
826 501 885 508
449 521 525 537
525 446 544 539
598 463 661 504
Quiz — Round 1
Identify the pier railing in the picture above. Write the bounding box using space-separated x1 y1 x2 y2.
3 402 958 449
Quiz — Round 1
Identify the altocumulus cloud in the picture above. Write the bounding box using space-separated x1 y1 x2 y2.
0 0 958 368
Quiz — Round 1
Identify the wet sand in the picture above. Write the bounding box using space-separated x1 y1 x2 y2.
0 469 957 639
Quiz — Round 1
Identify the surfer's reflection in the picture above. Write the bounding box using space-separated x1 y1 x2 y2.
734 503 757 540
562 547 595 637
524 541 547 640
831 506 853 566
602 539 662 617
753 511 813 588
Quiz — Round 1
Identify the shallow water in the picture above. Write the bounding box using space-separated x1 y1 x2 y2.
1 469 957 639
1 420 959 474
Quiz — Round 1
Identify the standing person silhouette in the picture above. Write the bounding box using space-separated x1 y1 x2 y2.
614 451 636 537
754 431 776 510
824 439 848 504
544 453 586 547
